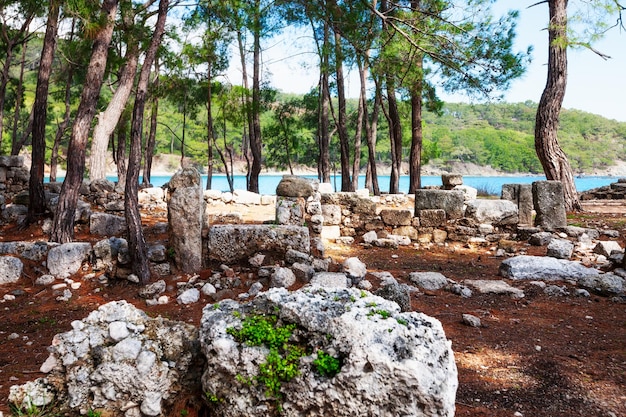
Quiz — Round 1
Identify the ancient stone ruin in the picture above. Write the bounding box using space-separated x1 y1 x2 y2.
2 159 625 416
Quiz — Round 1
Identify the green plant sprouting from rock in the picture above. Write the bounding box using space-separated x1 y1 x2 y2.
313 350 342 378
227 314 305 405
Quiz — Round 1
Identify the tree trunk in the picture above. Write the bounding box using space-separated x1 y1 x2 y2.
89 40 139 180
0 12 34 152
143 61 159 187
126 0 169 284
0 43 14 150
11 45 27 155
206 64 214 190
143 93 158 186
249 5 263 194
237 30 253 189
318 21 331 183
27 1 59 224
385 78 402 194
351 56 366 191
365 82 381 196
535 0 581 211
116 111 129 188
50 0 118 243
408 56 424 193
334 32 352 192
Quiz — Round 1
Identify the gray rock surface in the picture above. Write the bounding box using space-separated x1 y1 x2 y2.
276 176 317 198
310 272 350 288
415 189 465 220
342 257 367 280
532 181 567 230
0 256 23 284
593 241 623 257
177 288 200 305
500 255 600 281
89 212 127 236
0 241 51 261
578 273 624 295
462 314 481 327
379 209 412 226
47 243 92 278
529 232 553 246
464 199 519 226
501 183 533 225
546 239 574 259
9 301 200 416
200 287 457 417
168 167 204 273
208 225 309 263
409 271 449 291
465 279 525 298
270 267 297 288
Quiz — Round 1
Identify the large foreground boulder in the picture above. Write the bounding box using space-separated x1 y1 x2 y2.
200 287 457 417
9 301 201 416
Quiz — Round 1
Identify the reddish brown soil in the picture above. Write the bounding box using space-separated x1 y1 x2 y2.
0 204 625 417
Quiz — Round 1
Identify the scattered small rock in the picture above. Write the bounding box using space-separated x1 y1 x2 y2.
462 314 481 327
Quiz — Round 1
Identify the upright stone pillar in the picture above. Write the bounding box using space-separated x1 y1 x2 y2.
532 181 567 231
276 175 324 257
167 167 203 273
502 184 533 226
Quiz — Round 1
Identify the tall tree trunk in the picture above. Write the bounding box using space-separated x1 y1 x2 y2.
385 78 402 194
206 64 214 190
317 21 331 183
409 56 424 193
116 111 129 188
0 12 34 152
143 60 160 187
11 45 27 155
351 56 367 191
334 32 352 192
126 0 169 284
535 0 581 211
0 44 15 151
249 4 263 193
50 0 118 243
237 31 253 189
89 39 139 180
365 81 381 196
27 1 59 224
50 62 73 185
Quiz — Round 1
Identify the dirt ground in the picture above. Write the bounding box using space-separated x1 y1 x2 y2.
0 200 624 416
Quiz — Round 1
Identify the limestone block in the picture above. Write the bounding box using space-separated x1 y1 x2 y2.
415 189 464 220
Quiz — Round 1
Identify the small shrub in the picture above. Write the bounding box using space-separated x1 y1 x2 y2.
313 350 342 377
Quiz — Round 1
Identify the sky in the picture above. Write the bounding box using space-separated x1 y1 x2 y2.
225 1 626 122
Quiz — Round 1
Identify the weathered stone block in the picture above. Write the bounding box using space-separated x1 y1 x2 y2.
502 183 533 225
168 168 203 273
532 181 567 230
465 199 519 226
442 173 463 189
415 189 464 220
321 204 342 225
380 209 413 226
418 209 447 227
276 175 317 198
208 225 309 263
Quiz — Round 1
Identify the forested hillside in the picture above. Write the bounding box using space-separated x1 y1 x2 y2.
88 95 626 175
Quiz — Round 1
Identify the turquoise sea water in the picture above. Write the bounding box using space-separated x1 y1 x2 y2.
49 173 620 195
141 174 618 195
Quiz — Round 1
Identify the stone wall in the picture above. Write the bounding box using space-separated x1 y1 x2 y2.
0 155 29 198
